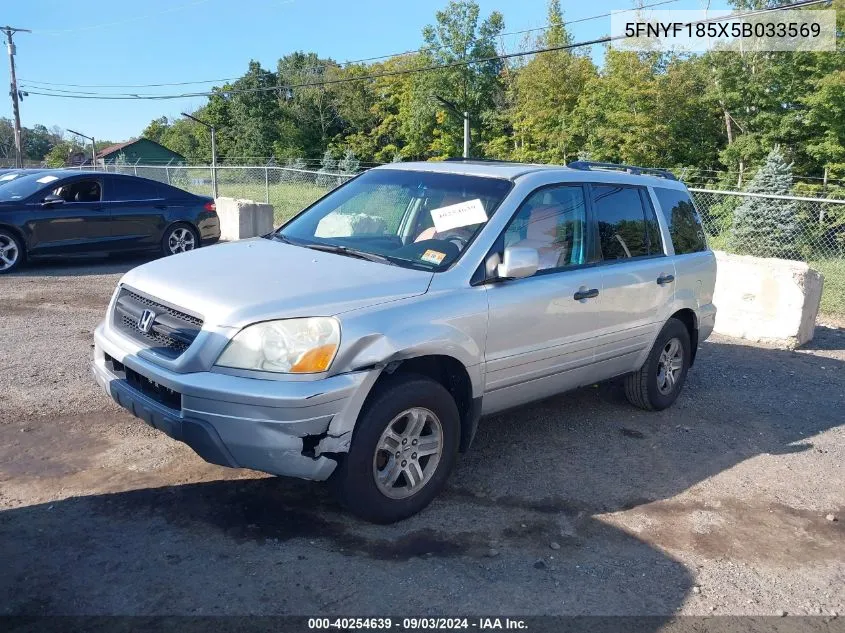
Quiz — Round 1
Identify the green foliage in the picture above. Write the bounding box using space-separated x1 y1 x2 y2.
44 141 80 167
810 258 845 318
730 147 800 257
316 149 338 188
126 0 843 200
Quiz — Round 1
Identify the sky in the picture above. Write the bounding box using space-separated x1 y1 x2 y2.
3 0 731 143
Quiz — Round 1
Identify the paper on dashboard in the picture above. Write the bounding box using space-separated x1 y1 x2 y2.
430 198 488 233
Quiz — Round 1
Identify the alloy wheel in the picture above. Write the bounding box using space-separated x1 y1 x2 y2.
0 234 20 271
372 407 443 499
168 228 196 254
656 337 684 395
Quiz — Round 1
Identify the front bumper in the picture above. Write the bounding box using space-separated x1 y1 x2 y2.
92 322 376 480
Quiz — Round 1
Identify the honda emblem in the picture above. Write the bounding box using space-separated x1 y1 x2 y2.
137 309 156 334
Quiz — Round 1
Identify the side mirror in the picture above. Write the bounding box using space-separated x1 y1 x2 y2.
496 246 539 281
41 194 64 206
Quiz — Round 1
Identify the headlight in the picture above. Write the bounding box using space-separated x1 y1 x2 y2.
216 317 340 374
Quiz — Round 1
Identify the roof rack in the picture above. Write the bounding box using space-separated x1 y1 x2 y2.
443 157 521 164
566 161 677 181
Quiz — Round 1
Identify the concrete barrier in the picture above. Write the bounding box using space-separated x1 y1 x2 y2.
713 251 824 348
216 197 275 241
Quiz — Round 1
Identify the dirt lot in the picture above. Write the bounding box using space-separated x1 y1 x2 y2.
1 255 844 618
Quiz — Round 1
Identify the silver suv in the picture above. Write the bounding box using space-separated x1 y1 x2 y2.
93 159 716 523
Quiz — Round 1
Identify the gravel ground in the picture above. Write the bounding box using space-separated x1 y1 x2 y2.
1 256 843 618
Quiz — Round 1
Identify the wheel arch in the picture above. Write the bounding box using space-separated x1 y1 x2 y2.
669 308 699 365
377 355 480 453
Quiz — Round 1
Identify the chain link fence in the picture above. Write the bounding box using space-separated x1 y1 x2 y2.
691 188 845 318
82 164 845 317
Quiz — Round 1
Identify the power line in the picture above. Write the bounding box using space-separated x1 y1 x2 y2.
18 0 683 90
20 0 830 102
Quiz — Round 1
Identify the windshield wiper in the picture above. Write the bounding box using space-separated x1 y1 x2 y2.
299 242 397 266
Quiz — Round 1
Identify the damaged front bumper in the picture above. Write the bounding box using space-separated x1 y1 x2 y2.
92 322 379 481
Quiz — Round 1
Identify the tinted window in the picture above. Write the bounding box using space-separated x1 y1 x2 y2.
503 185 588 272
54 179 101 203
654 188 708 254
592 185 649 260
107 177 161 201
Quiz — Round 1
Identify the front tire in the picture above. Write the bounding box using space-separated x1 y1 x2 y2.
624 318 691 411
0 229 25 274
162 223 199 256
330 374 460 524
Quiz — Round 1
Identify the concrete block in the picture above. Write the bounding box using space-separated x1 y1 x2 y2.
216 197 275 241
712 251 824 348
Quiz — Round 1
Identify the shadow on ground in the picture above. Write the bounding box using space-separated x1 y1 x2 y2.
1 335 843 616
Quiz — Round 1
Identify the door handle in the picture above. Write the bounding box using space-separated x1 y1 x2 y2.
657 274 675 285
573 288 599 301
154 205 168 210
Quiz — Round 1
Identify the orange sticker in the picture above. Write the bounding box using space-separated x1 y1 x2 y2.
421 249 446 265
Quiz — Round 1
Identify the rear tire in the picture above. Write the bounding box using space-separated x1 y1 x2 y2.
624 318 691 411
330 374 460 524
0 228 25 274
162 223 199 256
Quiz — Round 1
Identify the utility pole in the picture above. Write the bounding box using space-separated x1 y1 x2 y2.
434 94 470 159
182 112 217 199
3 26 31 169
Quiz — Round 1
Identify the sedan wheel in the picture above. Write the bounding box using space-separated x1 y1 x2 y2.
165 226 197 255
0 231 23 273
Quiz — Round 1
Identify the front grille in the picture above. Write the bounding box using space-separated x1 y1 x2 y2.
112 288 204 359
105 353 181 411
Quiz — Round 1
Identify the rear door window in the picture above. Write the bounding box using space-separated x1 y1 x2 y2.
106 177 161 202
591 185 654 261
654 188 708 254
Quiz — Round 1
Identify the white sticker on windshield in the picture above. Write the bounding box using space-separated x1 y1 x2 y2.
430 198 488 233
0 174 18 181
36 175 59 184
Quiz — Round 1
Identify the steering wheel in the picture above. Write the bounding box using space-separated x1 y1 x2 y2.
445 233 468 249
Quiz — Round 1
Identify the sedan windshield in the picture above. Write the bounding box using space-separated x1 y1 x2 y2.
277 169 512 271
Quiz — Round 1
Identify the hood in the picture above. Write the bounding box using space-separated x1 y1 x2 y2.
119 238 433 327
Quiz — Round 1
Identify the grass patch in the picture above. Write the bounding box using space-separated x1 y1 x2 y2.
810 258 845 319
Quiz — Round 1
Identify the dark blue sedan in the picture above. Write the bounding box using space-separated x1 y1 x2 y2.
0 170 220 273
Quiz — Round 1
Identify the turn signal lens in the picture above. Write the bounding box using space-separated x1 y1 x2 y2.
204 201 216 212
290 344 339 373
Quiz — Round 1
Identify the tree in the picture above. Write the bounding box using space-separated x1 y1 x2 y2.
316 149 338 187
338 149 360 174
413 1 506 158
803 70 845 177
504 0 596 163
142 116 170 144
44 141 81 167
730 146 800 258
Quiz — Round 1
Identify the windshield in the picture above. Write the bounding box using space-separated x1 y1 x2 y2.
0 172 60 201
277 168 512 271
